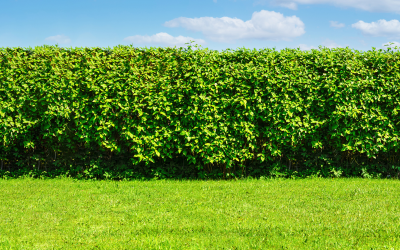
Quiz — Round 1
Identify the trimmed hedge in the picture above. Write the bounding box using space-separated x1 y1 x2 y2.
1 42 400 180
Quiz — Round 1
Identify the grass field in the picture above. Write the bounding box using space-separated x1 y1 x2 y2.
0 177 399 249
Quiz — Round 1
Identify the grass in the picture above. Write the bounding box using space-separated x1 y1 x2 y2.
1 177 400 249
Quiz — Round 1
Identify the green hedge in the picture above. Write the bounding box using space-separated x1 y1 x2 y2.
1 42 400 180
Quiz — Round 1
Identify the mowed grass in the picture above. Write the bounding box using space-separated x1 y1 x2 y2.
1 177 400 249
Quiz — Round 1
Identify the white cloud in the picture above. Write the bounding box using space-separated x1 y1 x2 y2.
297 40 400 55
255 0 400 13
253 0 297 10
164 10 305 43
213 0 217 2
330 21 345 28
292 39 344 53
123 32 206 48
44 34 71 44
272 1 297 10
295 44 318 51
351 19 400 39
381 41 400 52
320 38 343 49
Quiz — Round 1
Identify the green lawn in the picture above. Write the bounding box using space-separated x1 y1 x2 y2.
0 177 399 249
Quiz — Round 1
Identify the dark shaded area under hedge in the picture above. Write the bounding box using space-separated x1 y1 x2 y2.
1 135 399 180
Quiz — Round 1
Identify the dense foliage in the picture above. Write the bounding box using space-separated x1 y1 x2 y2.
1 42 400 180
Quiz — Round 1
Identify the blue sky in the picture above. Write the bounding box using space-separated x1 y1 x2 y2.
2 0 400 54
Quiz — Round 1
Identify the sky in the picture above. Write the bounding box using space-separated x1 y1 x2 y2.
2 0 400 55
